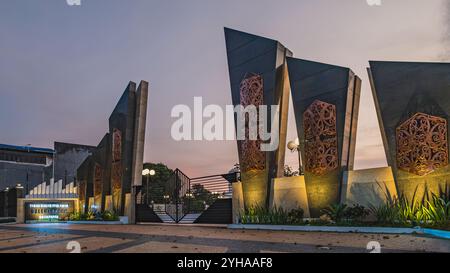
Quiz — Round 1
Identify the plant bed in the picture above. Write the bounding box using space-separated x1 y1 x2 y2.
65 220 123 225
66 210 121 222
25 220 123 225
239 187 450 236
228 224 421 234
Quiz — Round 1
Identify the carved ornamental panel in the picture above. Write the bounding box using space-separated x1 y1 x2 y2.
94 163 103 198
111 128 123 194
78 180 86 202
396 112 448 176
112 128 122 163
239 73 266 173
303 100 339 176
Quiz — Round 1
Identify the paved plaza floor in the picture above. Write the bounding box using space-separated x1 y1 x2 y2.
0 223 448 253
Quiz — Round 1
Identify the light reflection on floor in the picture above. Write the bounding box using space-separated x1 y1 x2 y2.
0 223 448 253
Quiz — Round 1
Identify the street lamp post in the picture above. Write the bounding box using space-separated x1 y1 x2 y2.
142 169 156 205
287 138 309 175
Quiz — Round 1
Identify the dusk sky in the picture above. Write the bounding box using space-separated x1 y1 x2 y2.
1 0 449 177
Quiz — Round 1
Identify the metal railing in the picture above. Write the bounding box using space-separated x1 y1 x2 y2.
162 170 239 223
164 169 190 222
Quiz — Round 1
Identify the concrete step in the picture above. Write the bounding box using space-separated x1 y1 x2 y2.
179 213 202 224
155 212 176 223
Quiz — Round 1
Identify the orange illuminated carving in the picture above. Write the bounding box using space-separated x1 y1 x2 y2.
78 180 86 202
94 163 103 198
111 128 123 208
396 112 448 176
239 73 265 173
303 100 338 176
112 128 122 162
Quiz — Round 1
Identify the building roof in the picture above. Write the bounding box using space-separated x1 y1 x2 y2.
0 144 54 155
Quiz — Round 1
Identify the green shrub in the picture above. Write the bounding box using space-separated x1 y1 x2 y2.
369 203 399 225
321 204 348 222
321 204 369 224
288 208 304 224
102 210 119 221
344 204 370 222
369 183 450 228
68 212 81 221
67 210 118 222
240 205 304 225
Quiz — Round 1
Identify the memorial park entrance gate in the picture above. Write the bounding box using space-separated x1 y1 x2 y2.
136 169 239 224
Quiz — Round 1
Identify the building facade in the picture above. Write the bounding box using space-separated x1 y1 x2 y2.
0 144 53 192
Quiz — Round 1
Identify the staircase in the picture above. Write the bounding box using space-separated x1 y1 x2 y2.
154 210 176 223
178 213 202 224
136 204 162 223
194 199 232 224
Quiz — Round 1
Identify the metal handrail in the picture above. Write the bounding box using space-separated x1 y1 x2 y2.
161 170 239 223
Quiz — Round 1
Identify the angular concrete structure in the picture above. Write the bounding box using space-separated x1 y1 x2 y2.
287 58 361 216
225 28 292 209
76 81 148 222
369 61 450 201
270 176 310 218
109 82 138 214
341 167 397 208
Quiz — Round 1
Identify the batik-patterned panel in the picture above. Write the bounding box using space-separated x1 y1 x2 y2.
112 128 122 162
93 163 103 200
111 128 123 209
78 180 86 204
396 112 448 176
239 74 266 173
303 100 339 176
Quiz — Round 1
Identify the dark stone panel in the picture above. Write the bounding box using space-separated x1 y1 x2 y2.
90 134 111 210
225 28 291 209
53 142 95 185
369 61 450 200
7 187 24 217
76 155 92 213
287 58 360 216
288 59 352 168
109 82 137 214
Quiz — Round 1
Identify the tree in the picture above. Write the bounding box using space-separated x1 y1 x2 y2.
284 165 300 177
228 163 240 173
142 163 174 203
186 184 219 212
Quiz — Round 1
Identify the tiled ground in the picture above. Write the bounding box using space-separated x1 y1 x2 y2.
0 223 448 253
